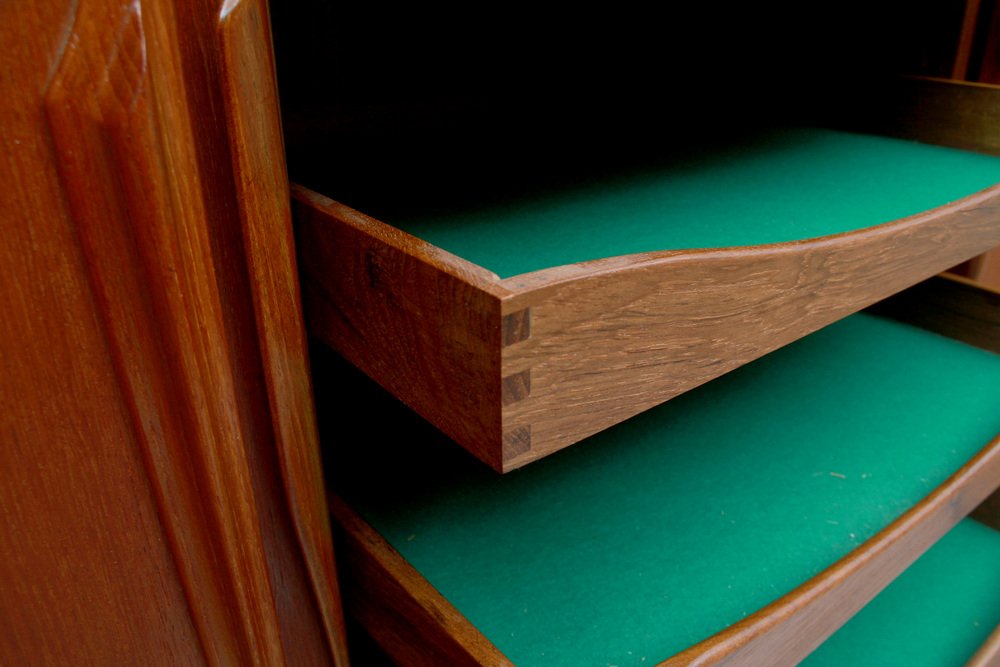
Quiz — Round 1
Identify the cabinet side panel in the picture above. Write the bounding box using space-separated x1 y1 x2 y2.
0 1 206 663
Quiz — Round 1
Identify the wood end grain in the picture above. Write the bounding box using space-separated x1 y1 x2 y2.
501 370 531 406
501 308 531 346
502 426 532 461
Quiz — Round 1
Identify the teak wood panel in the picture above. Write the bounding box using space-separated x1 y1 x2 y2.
1 0 345 664
297 180 1000 472
329 429 1000 666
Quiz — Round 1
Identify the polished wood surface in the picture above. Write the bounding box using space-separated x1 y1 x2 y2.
1 6 203 661
217 2 349 661
1 0 343 663
297 175 1000 471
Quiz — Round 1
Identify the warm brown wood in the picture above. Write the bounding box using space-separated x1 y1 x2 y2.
968 621 1000 667
841 77 1000 156
972 489 1000 532
217 1 349 662
500 187 1000 468
663 432 1000 667
329 495 514 667
1 0 338 664
298 179 1000 471
953 0 984 79
977 1 1000 84
0 4 206 660
295 186 511 470
964 249 1000 288
867 273 1000 354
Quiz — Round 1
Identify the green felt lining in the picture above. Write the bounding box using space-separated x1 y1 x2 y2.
326 313 1000 667
383 128 1000 278
804 518 1000 667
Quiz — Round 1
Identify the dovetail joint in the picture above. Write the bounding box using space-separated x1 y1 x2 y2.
502 308 531 347
502 426 532 459
501 369 531 406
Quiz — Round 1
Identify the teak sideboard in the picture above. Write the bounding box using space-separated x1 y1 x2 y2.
2 1 1000 666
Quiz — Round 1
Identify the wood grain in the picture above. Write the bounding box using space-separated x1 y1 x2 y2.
0 0 338 663
500 186 1000 468
329 495 514 667
0 2 208 662
217 1 349 662
297 178 1000 471
43 2 273 662
295 186 511 470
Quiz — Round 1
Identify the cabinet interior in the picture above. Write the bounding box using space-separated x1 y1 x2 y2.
267 3 1000 664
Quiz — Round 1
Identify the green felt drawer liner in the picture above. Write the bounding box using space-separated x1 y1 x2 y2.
804 518 1000 667
342 127 1000 278
329 313 1000 667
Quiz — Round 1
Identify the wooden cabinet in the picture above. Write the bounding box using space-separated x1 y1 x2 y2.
3 1 999 665
0 0 346 664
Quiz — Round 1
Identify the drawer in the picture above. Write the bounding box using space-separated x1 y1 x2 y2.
296 79 1000 472
313 275 1000 666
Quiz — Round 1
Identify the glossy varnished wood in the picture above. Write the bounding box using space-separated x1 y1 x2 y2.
217 2 348 662
0 3 206 662
297 177 1000 471
1 0 343 663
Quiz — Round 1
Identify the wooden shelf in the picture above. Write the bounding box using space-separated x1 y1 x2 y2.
296 83 1000 472
316 276 1000 666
